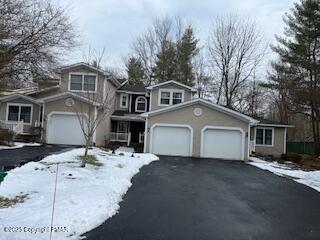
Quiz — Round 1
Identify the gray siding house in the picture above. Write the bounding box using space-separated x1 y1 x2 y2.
0 62 292 160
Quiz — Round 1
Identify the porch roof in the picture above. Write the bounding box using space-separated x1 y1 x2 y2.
111 111 145 122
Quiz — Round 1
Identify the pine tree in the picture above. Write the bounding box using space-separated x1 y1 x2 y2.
175 26 199 86
153 40 177 82
271 0 320 154
126 57 145 85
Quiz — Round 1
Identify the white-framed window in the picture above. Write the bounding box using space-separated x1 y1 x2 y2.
135 96 147 112
256 127 274 146
120 94 128 108
158 89 184 106
69 73 97 92
6 103 33 124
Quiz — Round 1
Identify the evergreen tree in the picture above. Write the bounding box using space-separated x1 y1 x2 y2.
175 25 199 86
271 0 320 154
126 57 145 85
154 40 177 82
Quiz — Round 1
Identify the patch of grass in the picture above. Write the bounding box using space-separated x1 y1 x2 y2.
79 155 103 166
0 194 28 208
118 153 125 156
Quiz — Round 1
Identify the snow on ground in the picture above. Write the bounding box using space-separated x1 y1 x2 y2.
0 142 41 150
116 146 135 153
249 157 320 192
0 148 158 240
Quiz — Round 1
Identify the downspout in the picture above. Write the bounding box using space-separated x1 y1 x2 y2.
143 116 148 153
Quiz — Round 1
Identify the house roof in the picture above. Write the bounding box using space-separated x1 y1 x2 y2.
38 92 101 106
0 94 42 104
141 98 259 124
117 82 146 93
146 80 197 92
112 110 145 121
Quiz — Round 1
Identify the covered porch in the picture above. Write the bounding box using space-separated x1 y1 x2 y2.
109 115 145 146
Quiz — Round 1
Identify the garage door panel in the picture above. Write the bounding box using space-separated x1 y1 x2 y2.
151 125 192 156
47 113 86 145
202 128 243 160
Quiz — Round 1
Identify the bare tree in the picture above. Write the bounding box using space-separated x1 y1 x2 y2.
0 0 77 89
193 50 212 99
68 48 115 167
207 14 266 108
131 16 185 85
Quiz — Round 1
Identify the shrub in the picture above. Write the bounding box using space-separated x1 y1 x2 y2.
281 153 302 163
119 153 125 156
132 143 144 153
0 128 14 146
79 155 103 166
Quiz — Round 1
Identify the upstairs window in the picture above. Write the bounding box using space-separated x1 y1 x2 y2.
69 73 97 92
135 96 147 112
159 89 184 106
256 128 273 146
7 104 32 124
120 94 128 108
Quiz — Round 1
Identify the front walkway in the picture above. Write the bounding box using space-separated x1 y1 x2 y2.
84 156 320 240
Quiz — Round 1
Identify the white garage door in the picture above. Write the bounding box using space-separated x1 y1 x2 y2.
201 127 244 160
151 125 192 156
47 113 86 145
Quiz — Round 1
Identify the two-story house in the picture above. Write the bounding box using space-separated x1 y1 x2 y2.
0 62 293 160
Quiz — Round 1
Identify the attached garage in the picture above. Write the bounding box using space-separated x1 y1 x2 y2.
150 124 193 156
143 99 259 160
47 112 87 145
201 127 244 160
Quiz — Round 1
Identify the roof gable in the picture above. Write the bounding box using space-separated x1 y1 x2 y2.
0 94 42 104
146 80 197 92
141 99 259 124
38 92 101 106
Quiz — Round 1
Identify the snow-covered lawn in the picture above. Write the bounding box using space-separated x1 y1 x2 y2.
249 157 320 192
0 148 158 240
0 142 41 150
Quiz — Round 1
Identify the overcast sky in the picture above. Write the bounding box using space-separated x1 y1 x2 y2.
57 0 296 76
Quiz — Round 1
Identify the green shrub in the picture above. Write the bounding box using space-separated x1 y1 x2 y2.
119 153 125 156
132 143 144 153
281 153 302 163
0 128 14 146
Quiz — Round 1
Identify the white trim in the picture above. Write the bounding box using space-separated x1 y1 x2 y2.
93 106 97 145
158 89 185 107
149 90 152 111
68 72 98 93
144 117 148 153
149 123 193 156
116 90 146 95
129 94 132 113
135 96 147 112
39 92 101 106
255 127 274 147
142 98 259 124
284 128 287 154
46 111 88 145
257 123 294 128
146 80 197 92
0 94 42 104
111 115 145 122
6 103 33 125
200 126 245 160
119 93 129 109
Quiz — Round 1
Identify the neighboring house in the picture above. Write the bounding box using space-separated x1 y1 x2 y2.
0 62 293 160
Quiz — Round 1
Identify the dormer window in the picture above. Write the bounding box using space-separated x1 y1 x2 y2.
159 89 184 106
69 73 97 92
135 96 147 112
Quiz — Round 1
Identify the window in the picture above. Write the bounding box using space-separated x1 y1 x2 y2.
120 94 128 108
172 92 183 104
69 73 97 92
7 104 32 124
159 89 184 106
256 128 273 146
135 96 147 112
117 121 128 133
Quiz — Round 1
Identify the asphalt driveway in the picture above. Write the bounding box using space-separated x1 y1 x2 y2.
0 144 73 169
84 156 320 240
